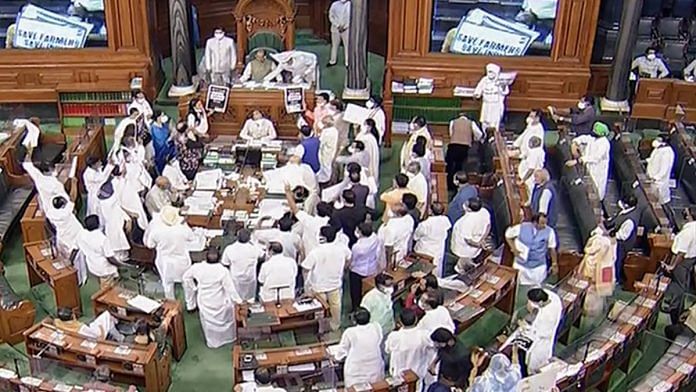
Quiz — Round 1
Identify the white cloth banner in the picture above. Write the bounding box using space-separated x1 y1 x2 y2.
13 4 94 49
450 8 540 57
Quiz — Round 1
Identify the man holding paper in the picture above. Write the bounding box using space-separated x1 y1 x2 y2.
505 213 558 285
474 63 509 130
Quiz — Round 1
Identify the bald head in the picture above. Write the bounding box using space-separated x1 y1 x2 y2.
155 176 171 190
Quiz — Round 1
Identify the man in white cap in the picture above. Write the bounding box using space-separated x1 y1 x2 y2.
473 63 509 130
264 51 318 86
145 205 197 299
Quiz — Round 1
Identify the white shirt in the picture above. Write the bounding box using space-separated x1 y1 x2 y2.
258 254 297 302
239 118 277 141
417 306 455 335
385 327 432 379
413 215 452 263
14 119 40 149
513 122 545 157
406 172 428 204
614 207 637 242
646 145 675 184
329 0 351 30
379 215 415 262
254 229 301 261
221 242 264 283
162 161 189 191
450 209 491 258
302 241 351 292
295 211 330 255
77 229 117 277
522 0 558 19
672 221 696 258
518 146 545 180
535 186 553 215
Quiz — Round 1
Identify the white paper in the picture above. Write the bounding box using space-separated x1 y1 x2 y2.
21 377 43 387
514 239 529 261
255 352 268 360
293 299 322 312
0 368 16 379
585 349 604 363
114 346 132 355
516 367 557 391
343 104 372 125
195 169 223 191
652 381 672 392
69 156 78 179
288 363 316 372
53 383 73 392
257 199 289 220
127 295 161 314
326 344 346 360
242 370 255 382
677 363 694 374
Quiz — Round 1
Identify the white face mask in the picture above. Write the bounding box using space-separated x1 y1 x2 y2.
652 139 662 148
618 200 626 210
214 32 224 40
526 117 533 124
417 298 427 309
647 54 656 61
160 115 169 124
409 123 417 131
487 72 496 80
577 102 586 110
366 101 375 109
383 286 394 295
136 97 145 103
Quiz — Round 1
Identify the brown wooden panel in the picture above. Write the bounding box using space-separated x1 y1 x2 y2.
368 0 389 57
192 0 238 42
632 79 672 119
588 64 610 95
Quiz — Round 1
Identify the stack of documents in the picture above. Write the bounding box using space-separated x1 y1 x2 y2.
417 78 434 94
391 81 404 93
194 169 223 191
127 295 161 313
453 86 476 97
184 191 216 216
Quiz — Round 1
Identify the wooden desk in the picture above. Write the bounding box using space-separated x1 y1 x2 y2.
237 297 329 340
232 341 337 388
0 130 30 187
362 253 435 299
65 126 107 194
554 274 669 391
633 79 696 122
178 88 316 140
0 363 127 391
554 274 591 346
446 262 517 333
91 285 187 362
0 266 35 345
346 371 419 392
630 337 696 391
23 240 81 316
24 320 171 392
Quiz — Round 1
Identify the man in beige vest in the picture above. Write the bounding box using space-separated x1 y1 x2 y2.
240 49 281 83
446 113 482 190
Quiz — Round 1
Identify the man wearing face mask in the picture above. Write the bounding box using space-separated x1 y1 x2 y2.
405 161 428 209
549 95 596 136
329 100 350 151
631 47 669 79
335 140 370 169
348 223 383 310
22 154 69 210
240 49 280 83
517 136 545 203
83 156 112 217
318 116 339 184
128 90 153 125
400 116 433 172
530 169 558 228
239 110 277 142
505 213 558 286
360 273 396 335
204 27 237 85
418 289 455 389
646 135 675 211
328 0 351 67
258 242 297 302
605 194 640 284
365 96 386 143
312 93 331 131
567 121 611 201
450 197 491 275
512 109 545 158
473 63 509 131
502 287 562 375
663 207 696 324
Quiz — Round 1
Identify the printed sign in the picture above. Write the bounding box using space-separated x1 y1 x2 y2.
205 84 230 113
284 86 305 114
13 4 94 49
450 9 540 57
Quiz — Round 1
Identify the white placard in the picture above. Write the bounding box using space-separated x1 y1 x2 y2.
450 9 540 57
343 104 372 125
14 5 94 49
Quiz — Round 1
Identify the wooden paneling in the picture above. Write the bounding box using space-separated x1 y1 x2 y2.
588 64 610 96
0 0 160 102
384 0 603 145
632 79 696 122
367 0 389 57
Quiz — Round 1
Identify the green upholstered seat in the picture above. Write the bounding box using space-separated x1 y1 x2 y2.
246 31 284 62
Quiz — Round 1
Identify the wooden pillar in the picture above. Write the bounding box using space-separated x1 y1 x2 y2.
601 0 643 112
343 0 369 100
168 0 197 97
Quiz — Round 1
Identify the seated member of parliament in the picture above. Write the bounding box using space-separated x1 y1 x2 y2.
240 49 281 84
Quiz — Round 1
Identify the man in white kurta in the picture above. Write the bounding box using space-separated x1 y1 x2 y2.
365 98 386 143
97 180 131 261
474 63 509 130
355 124 381 179
646 136 675 205
144 176 175 216
317 116 339 184
332 308 384 388
22 159 68 209
204 28 237 85
503 287 562 373
416 290 455 387
517 136 546 203
45 196 85 275
258 243 298 302
513 109 545 157
450 198 491 273
302 226 351 330
266 51 318 86
77 215 119 288
385 309 431 387
221 229 264 303
83 158 111 216
145 206 196 299
400 118 433 172
413 203 452 277
378 204 415 266
14 119 40 152
569 122 611 200
111 109 138 155
239 110 277 142
162 158 190 192
328 0 351 67
405 161 428 207
183 249 242 348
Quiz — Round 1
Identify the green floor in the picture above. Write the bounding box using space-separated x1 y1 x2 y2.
0 34 679 391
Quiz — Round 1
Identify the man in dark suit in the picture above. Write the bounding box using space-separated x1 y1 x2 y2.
330 189 368 247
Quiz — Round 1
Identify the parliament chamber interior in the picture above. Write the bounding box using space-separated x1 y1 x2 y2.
1 0 696 391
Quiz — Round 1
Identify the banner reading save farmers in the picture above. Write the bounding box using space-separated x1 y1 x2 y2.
13 4 94 49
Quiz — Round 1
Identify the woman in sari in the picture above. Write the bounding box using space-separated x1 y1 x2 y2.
150 111 174 174
356 118 380 180
578 224 616 316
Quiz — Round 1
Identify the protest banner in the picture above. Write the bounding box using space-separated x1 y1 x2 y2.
206 85 230 113
450 8 540 57
13 4 94 49
284 86 305 114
